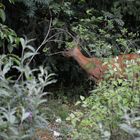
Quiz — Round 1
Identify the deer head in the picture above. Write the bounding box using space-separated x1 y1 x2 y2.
62 47 81 58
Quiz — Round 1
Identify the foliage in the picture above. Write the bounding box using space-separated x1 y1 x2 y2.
113 0 140 22
0 23 20 53
0 2 6 23
3 0 139 82
66 61 140 140
119 108 140 140
0 38 56 140
1 1 140 139
0 3 57 139
14 0 50 17
70 9 139 57
0 1 20 53
3 0 140 53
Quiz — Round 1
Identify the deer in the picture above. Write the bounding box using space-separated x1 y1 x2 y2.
63 44 140 83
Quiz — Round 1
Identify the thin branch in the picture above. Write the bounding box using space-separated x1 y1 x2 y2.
47 51 64 56
15 15 53 85
48 39 66 43
50 28 76 39
27 17 53 66
15 20 93 84
50 28 92 57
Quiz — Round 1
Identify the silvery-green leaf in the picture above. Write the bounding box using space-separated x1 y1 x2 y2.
0 9 6 22
21 107 30 122
23 52 38 62
0 89 10 97
20 38 26 50
26 45 35 52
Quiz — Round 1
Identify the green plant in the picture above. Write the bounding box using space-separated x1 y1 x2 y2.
0 1 20 54
0 2 6 23
0 38 56 140
71 9 138 57
119 108 140 140
66 60 140 140
0 23 20 53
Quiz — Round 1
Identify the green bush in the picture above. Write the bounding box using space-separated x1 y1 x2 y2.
0 38 56 140
71 10 138 57
66 60 140 140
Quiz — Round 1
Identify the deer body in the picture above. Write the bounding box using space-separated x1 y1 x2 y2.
63 47 140 82
63 47 106 81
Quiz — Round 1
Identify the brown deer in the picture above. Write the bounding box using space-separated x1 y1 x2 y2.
63 46 140 83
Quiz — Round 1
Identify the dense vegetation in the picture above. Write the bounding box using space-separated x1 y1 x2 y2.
0 0 140 140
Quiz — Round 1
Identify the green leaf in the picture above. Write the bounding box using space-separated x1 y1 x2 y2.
22 52 38 62
26 45 35 52
8 35 14 43
80 96 85 101
20 38 26 50
9 0 16 4
0 9 6 22
70 113 75 119
21 107 30 122
2 60 12 75
0 3 5 9
0 89 10 97
37 99 47 106
75 101 81 106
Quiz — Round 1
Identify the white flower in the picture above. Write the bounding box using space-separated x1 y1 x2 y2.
107 44 112 48
137 50 140 54
114 67 117 72
114 56 118 62
53 131 60 137
55 118 62 123
131 60 135 64
125 60 129 64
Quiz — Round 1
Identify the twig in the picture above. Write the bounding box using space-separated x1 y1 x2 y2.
27 17 53 66
53 28 92 57
15 13 53 84
47 51 64 56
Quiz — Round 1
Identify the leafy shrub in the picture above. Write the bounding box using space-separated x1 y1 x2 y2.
71 10 138 57
66 60 140 140
0 38 56 140
119 108 140 140
0 23 20 53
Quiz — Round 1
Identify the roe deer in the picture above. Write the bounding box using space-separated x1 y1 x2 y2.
63 46 140 83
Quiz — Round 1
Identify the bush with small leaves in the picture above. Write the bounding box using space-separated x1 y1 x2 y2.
66 61 140 140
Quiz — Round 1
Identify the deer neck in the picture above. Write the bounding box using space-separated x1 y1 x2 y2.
72 50 100 71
